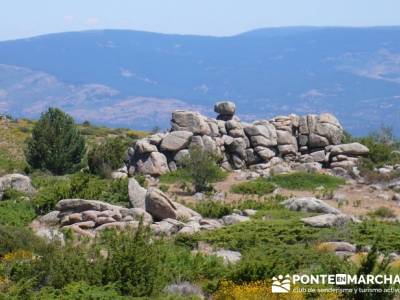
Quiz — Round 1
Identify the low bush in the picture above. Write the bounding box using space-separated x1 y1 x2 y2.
32 173 129 214
160 147 227 192
230 178 276 195
268 172 345 191
32 282 128 300
233 195 286 211
367 207 396 219
194 201 234 219
0 226 45 257
0 200 36 227
88 137 128 178
160 169 191 184
352 126 400 171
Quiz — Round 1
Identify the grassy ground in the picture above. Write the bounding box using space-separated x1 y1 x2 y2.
268 172 345 191
229 172 345 197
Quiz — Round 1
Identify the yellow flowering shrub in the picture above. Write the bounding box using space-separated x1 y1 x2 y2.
212 280 305 300
315 242 336 253
1 250 32 262
389 259 400 271
0 276 11 292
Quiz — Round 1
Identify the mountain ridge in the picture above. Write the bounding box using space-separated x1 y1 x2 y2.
0 27 399 134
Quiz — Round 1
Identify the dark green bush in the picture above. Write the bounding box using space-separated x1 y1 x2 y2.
88 137 127 178
194 201 234 219
178 146 226 192
25 108 85 175
230 178 276 195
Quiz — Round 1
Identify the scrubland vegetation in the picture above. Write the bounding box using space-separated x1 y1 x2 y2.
1 110 400 299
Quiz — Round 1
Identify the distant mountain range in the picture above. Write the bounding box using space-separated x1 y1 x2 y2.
0 27 399 135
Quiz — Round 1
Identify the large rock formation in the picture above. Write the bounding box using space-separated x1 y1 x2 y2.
127 101 369 176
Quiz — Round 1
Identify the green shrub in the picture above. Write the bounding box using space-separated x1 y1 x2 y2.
0 226 45 257
88 137 127 178
32 282 128 300
162 147 227 192
230 178 275 195
229 244 349 283
354 127 400 170
268 172 345 191
25 108 86 175
31 176 71 214
67 173 128 206
367 207 396 219
0 188 27 201
0 149 29 176
0 200 37 227
194 201 234 219
32 173 129 214
234 195 287 212
344 245 394 300
358 137 398 168
160 169 191 184
159 184 169 192
134 175 148 188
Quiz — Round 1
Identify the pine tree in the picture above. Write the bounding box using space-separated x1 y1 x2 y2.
25 108 85 175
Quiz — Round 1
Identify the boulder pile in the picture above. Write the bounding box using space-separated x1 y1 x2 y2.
31 179 241 239
126 101 369 176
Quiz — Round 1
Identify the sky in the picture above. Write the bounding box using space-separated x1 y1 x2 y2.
1 0 400 41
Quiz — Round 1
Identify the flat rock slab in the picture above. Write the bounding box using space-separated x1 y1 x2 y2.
301 214 356 228
281 197 341 215
214 249 242 264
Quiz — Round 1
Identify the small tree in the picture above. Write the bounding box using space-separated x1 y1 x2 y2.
25 108 85 175
181 146 224 193
88 137 127 178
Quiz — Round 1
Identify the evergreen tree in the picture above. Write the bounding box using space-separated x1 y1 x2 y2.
25 108 85 174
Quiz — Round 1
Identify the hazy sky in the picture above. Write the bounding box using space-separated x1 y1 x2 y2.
1 0 400 41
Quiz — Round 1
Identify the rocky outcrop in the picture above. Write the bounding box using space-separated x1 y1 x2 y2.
126 101 369 176
29 199 154 238
31 194 254 239
0 174 36 200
